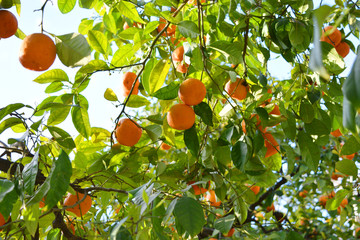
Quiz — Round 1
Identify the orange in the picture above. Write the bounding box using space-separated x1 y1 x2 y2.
19 33 57 71
249 185 260 195
121 72 139 97
39 197 46 208
266 203 275 212
329 190 335 198
331 170 342 180
167 103 195 130
299 190 308 198
269 104 281 115
157 18 176 37
224 78 249 101
0 212 5 226
356 227 360 238
335 41 350 58
176 62 188 73
330 129 342 137
223 228 235 237
337 199 347 214
188 0 206 5
64 192 92 217
264 88 273 104
178 78 207 106
320 26 342 47
242 114 266 134
172 46 184 62
188 181 208 195
66 220 76 235
170 36 186 46
0 10 17 38
263 132 280 158
123 22 130 30
205 190 221 207
115 118 142 147
344 152 355 160
160 142 171 150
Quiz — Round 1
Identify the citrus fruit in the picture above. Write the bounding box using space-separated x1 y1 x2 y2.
19 33 57 71
224 78 249 101
0 9 17 38
330 129 342 137
167 103 195 130
121 72 139 97
269 104 281 115
223 228 235 237
249 185 260 195
172 46 184 62
178 78 206 106
176 62 188 73
64 192 92 217
160 142 171 150
263 132 280 158
266 203 275 212
299 190 308 198
205 190 221 207
39 197 46 208
0 212 5 226
115 118 142 147
320 25 342 47
157 18 176 37
335 41 350 58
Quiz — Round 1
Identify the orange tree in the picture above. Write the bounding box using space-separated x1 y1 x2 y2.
0 0 360 239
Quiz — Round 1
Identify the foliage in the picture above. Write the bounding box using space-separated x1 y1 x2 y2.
1 0 360 239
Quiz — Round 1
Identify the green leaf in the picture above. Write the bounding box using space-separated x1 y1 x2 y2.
322 42 345 75
304 118 330 136
234 197 248 224
341 136 360 155
78 0 95 8
144 2 161 16
27 151 72 208
23 151 39 195
214 214 235 234
47 229 61 240
289 21 310 52
117 1 146 24
152 82 180 100
297 131 320 171
103 12 117 34
77 59 109 74
111 44 138 66
55 33 91 67
300 101 314 123
45 82 64 93
194 102 213 127
209 41 243 65
281 110 296 140
177 21 200 39
231 141 248 171
48 126 76 150
326 189 349 210
47 94 73 126
343 51 360 109
336 159 358 177
184 125 199 157
57 0 76 14
146 60 171 95
88 30 109 55
342 97 356 132
33 69 69 84
286 231 304 240
126 95 151 108
0 103 24 121
261 152 282 171
144 125 162 142
173 197 206 237
23 204 40 237
71 106 91 139
104 88 118 102
152 197 168 240
0 179 18 218
0 117 23 134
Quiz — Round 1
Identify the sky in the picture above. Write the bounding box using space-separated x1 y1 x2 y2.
0 0 357 144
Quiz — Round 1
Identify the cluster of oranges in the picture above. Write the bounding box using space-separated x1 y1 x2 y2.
167 78 206 130
0 9 57 71
172 45 188 73
320 25 350 58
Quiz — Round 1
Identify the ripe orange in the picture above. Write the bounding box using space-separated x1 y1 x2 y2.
242 114 266 134
66 220 76 235
176 62 188 73
64 192 92 217
172 46 184 62
331 170 342 180
335 41 350 58
167 103 195 130
115 118 142 147
0 212 5 226
19 33 57 71
178 78 207 106
263 132 280 158
330 129 342 137
266 203 275 212
0 10 17 38
344 152 355 160
356 227 360 238
39 197 46 208
223 228 235 237
160 142 171 150
299 190 308 198
205 190 221 207
188 181 208 195
337 198 348 214
188 0 206 5
269 104 281 115
157 18 176 37
224 78 249 101
329 191 335 198
123 22 130 30
320 25 342 47
249 185 260 195
121 72 139 97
